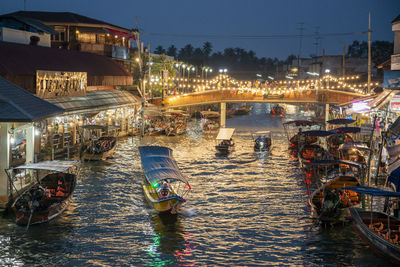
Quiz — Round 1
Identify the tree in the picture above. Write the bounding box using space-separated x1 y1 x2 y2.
202 42 213 58
154 45 166 55
167 45 177 58
178 44 194 61
372 41 393 66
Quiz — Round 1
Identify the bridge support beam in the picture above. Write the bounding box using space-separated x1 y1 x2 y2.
220 102 226 128
325 104 329 130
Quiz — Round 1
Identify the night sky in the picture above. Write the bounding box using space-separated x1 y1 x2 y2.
2 0 399 59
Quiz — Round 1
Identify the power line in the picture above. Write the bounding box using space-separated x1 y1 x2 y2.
143 31 366 40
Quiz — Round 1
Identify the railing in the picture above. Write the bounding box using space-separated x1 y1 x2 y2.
153 88 364 108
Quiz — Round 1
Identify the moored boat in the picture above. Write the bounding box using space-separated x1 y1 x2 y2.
270 104 285 116
345 186 400 263
81 125 118 160
139 146 191 214
201 111 220 133
7 160 80 227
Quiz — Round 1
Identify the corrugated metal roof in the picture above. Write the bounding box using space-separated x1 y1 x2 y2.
0 15 56 34
0 77 64 122
47 90 140 115
0 41 132 77
5 11 134 33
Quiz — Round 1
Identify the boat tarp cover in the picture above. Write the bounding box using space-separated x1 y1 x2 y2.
330 127 361 134
283 120 323 127
338 142 371 151
327 118 356 125
139 146 189 185
343 186 400 197
14 160 80 172
300 130 333 137
389 116 400 137
388 166 400 192
216 128 235 140
304 159 364 169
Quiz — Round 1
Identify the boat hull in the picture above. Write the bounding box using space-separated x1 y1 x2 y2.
82 137 117 161
12 173 76 226
350 208 400 263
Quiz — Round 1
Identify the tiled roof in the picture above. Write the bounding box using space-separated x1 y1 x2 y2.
393 14 400 24
0 41 131 77
0 77 64 122
4 11 133 32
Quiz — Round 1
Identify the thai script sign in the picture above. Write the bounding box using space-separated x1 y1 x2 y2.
36 70 87 99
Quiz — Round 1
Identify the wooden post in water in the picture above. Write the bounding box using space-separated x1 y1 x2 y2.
220 102 226 128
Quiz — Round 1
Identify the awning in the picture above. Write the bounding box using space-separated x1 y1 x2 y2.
14 160 80 172
0 77 64 122
48 90 141 115
216 128 235 140
300 130 333 137
139 146 189 185
368 89 397 110
343 186 400 197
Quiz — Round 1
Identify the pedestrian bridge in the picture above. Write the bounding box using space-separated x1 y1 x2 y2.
152 88 365 108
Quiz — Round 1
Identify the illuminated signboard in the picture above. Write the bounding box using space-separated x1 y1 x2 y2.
36 70 87 99
390 95 400 111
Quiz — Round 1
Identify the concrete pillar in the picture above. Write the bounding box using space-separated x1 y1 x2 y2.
325 104 330 130
220 102 226 128
25 123 34 164
0 123 11 205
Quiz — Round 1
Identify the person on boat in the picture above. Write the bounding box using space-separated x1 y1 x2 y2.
56 180 68 197
157 180 172 198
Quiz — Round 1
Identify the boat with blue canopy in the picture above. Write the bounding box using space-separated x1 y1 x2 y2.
344 186 400 263
283 120 324 151
327 118 356 125
139 146 191 214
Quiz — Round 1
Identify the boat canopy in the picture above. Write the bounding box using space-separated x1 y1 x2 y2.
330 127 361 134
327 118 356 125
303 159 365 169
300 130 333 137
283 120 323 127
139 146 190 185
216 128 235 140
254 130 271 135
14 160 80 172
338 142 371 151
343 186 400 197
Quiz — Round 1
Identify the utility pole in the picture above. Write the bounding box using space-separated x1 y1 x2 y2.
368 12 372 93
342 43 346 76
297 22 305 68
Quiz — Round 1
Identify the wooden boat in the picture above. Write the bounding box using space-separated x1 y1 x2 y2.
327 127 360 158
253 131 272 152
270 105 285 116
338 142 371 165
81 125 118 160
8 160 80 227
201 111 220 133
139 146 191 214
233 105 252 116
215 128 235 155
283 120 324 152
164 111 188 136
309 171 361 225
345 186 400 263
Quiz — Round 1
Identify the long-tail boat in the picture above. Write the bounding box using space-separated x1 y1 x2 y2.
7 160 80 227
81 125 118 160
139 146 191 214
345 186 400 263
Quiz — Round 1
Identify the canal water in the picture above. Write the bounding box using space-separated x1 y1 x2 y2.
0 103 395 266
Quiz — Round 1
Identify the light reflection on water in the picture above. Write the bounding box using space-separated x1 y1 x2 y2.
0 103 395 266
